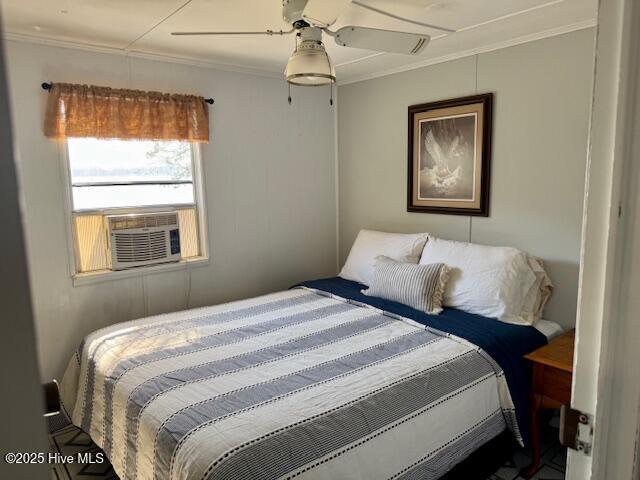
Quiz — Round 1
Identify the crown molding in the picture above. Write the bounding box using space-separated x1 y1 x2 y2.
3 18 596 86
336 18 597 86
1 32 284 80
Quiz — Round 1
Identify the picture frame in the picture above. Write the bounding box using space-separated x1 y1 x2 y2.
407 93 493 216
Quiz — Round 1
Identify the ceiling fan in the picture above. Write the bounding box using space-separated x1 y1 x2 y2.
172 0 455 89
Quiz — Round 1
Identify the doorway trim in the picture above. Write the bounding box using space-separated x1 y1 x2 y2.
567 0 640 478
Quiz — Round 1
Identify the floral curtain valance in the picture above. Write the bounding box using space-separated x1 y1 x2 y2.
44 83 210 142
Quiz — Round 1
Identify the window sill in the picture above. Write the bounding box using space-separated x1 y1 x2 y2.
72 256 209 287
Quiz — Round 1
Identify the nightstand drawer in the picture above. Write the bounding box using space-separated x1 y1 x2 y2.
541 367 572 404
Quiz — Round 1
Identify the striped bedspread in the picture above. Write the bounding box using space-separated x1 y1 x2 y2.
60 287 520 480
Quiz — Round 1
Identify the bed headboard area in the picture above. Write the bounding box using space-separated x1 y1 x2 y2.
336 29 596 330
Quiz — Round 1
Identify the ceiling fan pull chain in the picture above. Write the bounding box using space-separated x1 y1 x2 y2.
288 31 296 106
330 83 334 106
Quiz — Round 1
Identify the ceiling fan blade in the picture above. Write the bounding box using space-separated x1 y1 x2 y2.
302 0 352 28
332 26 430 55
351 1 455 33
171 29 294 36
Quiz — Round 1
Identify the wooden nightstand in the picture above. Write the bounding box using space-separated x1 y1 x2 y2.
521 329 575 478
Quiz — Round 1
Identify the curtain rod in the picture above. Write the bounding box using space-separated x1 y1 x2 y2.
41 82 214 104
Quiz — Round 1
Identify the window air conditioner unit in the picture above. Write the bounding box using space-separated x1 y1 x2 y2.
105 212 181 270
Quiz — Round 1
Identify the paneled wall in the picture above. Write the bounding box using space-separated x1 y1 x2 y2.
5 41 337 380
337 29 596 329
5 28 596 378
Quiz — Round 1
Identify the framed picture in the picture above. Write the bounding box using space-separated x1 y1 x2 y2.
407 93 493 216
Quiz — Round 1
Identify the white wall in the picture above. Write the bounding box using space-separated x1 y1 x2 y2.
4 40 337 381
337 29 596 329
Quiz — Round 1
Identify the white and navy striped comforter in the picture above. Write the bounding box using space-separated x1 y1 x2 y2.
60 287 519 480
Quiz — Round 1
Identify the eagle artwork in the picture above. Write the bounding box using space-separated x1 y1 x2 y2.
408 94 492 216
419 115 476 200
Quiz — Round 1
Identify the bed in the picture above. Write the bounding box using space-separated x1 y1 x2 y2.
60 277 550 480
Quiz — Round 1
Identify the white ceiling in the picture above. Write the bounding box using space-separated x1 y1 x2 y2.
1 0 597 84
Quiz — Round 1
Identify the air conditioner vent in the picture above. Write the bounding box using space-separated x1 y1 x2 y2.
106 212 181 270
109 213 178 231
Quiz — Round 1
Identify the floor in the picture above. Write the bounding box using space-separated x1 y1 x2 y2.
49 424 117 480
490 414 567 480
48 414 566 480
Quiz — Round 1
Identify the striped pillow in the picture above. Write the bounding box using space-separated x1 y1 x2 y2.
362 256 449 314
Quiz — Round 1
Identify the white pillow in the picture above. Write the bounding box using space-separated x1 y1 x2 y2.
419 237 550 325
521 257 554 323
340 230 429 286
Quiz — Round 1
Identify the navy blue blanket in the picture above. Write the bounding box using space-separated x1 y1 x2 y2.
295 277 547 446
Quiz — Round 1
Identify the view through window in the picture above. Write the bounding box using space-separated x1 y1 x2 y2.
67 138 195 211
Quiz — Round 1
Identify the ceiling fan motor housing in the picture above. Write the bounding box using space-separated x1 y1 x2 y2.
282 0 310 24
298 26 323 43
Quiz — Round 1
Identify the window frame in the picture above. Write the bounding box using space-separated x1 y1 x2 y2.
60 140 209 286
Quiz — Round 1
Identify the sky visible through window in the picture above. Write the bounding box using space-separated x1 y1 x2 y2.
68 138 195 210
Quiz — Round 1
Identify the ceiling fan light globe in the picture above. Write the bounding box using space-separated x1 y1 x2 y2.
285 42 336 86
287 74 335 86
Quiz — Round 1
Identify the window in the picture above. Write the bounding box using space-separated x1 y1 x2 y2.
68 138 195 210
64 138 208 280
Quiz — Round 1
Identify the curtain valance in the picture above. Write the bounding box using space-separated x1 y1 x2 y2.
44 83 209 142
